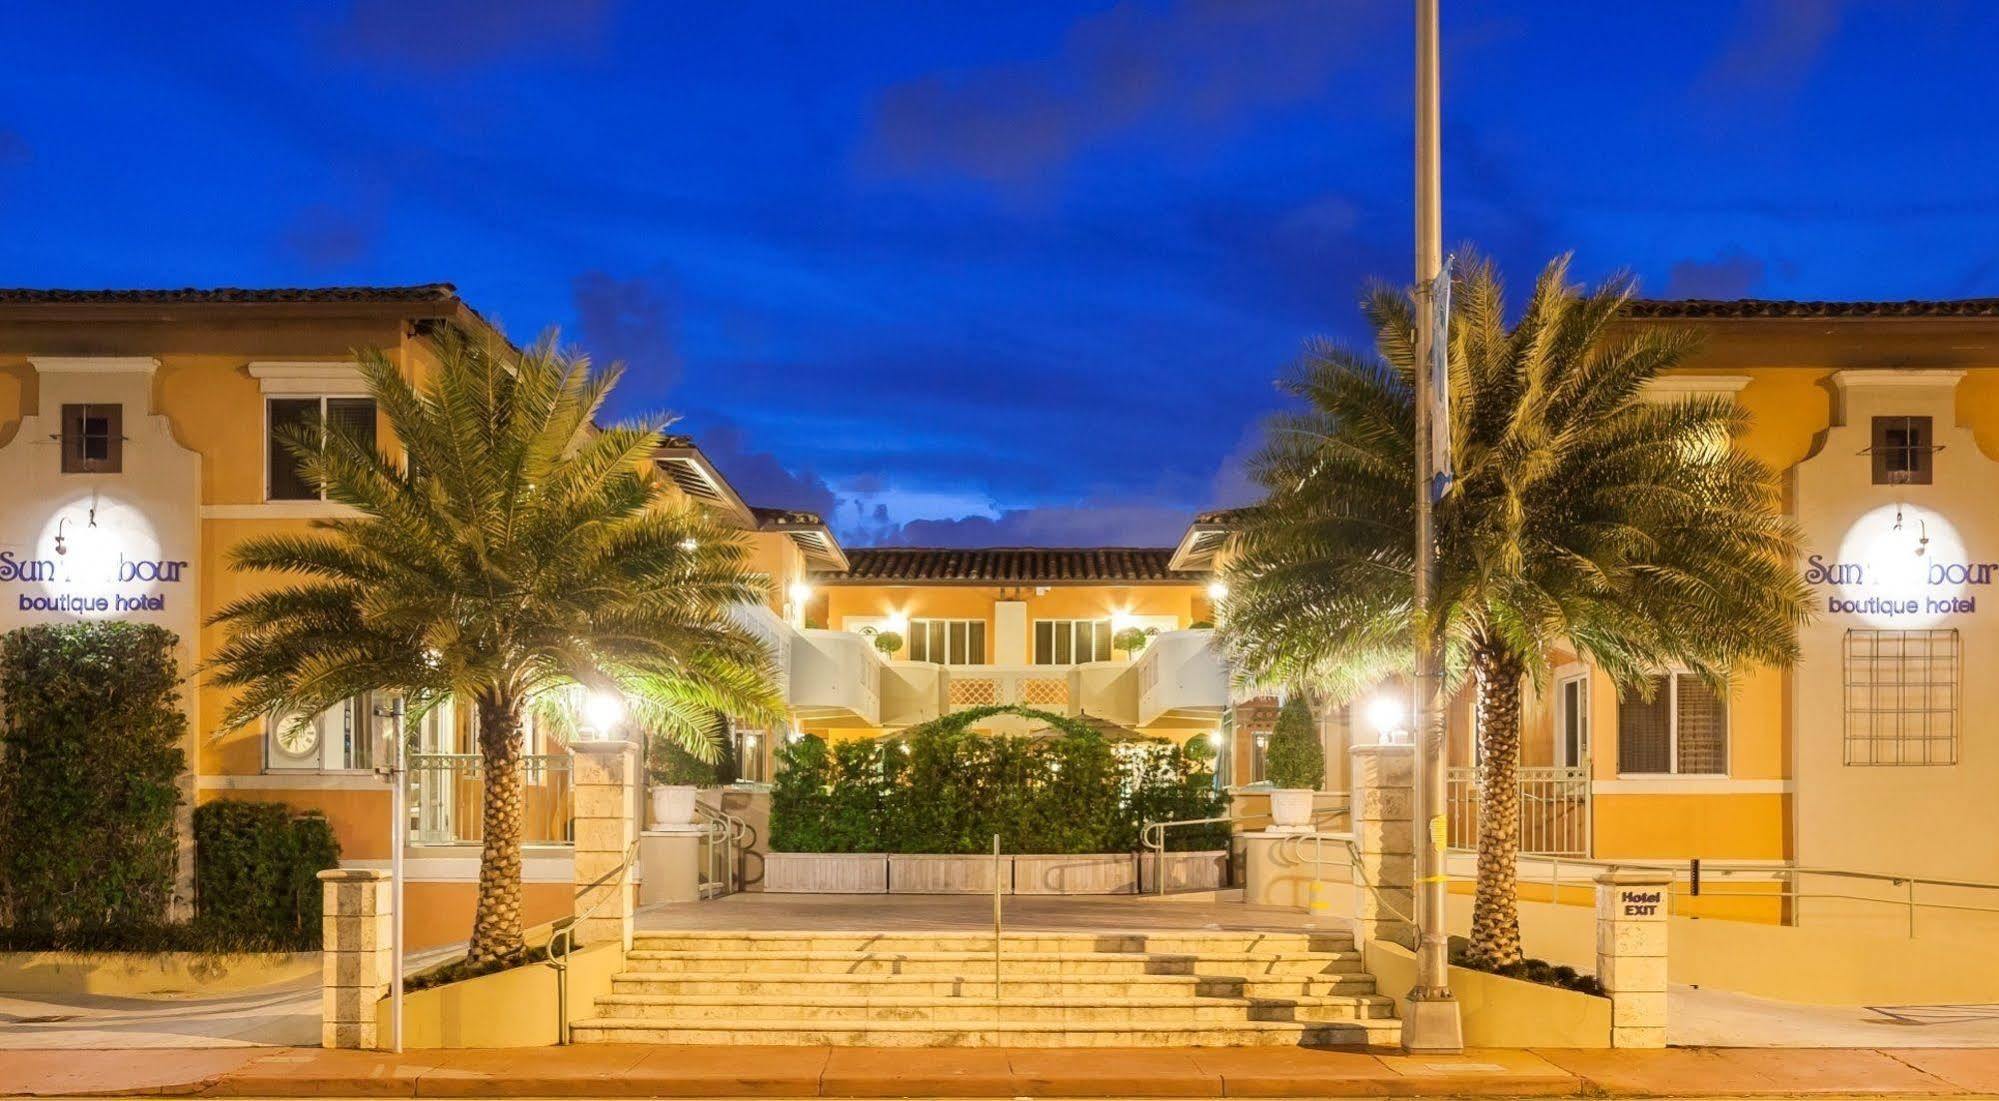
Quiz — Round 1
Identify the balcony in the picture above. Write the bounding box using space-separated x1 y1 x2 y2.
1134 628 1230 728
787 627 885 727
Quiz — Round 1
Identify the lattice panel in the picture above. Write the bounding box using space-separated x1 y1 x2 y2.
1020 678 1070 707
949 677 1001 707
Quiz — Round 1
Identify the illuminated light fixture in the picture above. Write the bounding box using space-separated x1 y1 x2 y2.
1209 730 1226 747
52 517 69 556
582 690 626 734
1365 694 1410 743
678 537 699 552
1892 506 1930 557
1110 609 1136 631
1206 580 1229 602
886 611 909 633
787 580 813 606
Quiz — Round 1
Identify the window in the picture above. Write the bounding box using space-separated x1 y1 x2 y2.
1034 619 1112 664
1872 415 1934 485
59 403 122 473
906 618 987 664
1617 673 1727 775
1555 670 1590 769
268 396 376 500
1843 628 1958 765
1250 731 1270 783
734 727 770 784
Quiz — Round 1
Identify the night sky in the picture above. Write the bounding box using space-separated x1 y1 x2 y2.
3 2 1995 547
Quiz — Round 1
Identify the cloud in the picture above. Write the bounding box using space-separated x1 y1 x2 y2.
879 502 1196 549
571 270 683 393
327 0 614 70
695 419 841 521
1661 249 1767 299
864 0 1375 186
278 203 379 269
1702 0 1848 102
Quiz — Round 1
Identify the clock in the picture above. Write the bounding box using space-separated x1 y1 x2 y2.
273 715 321 759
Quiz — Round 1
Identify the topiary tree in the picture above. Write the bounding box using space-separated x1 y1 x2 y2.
1264 694 1324 790
872 630 904 658
0 622 187 932
1114 627 1150 656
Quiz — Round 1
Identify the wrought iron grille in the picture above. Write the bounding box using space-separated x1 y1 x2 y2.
1843 628 1959 766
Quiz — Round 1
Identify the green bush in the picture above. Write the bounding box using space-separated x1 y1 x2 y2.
772 707 1226 855
1264 694 1324 789
650 733 722 786
0 622 186 931
192 801 340 950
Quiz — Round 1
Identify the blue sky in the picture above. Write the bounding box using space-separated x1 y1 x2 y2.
3 2 1995 546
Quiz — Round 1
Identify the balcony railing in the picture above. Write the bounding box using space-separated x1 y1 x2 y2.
729 601 793 700
409 752 574 846
1134 629 1229 727
789 628 884 726
943 665 1075 711
1446 764 1591 857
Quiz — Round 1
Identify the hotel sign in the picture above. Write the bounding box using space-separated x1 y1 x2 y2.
1816 503 1977 626
2 497 188 618
1806 554 1983 617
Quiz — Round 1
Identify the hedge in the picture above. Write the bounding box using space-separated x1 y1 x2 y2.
1265 694 1325 789
193 800 341 950
0 622 186 931
772 706 1228 854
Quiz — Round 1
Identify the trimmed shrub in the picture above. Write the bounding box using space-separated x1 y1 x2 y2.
0 622 186 931
192 800 340 950
1264 694 1325 790
650 731 723 786
773 707 1227 855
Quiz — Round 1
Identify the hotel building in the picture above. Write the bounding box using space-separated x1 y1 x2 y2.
1 286 1994 942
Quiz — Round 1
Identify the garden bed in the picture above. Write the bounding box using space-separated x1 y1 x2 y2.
0 949 318 997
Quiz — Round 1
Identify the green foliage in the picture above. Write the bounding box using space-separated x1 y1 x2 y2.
650 728 723 786
0 622 186 932
872 630 904 656
1113 627 1150 655
0 920 313 954
771 708 1227 854
1449 936 1604 996
1220 253 1811 700
1263 694 1324 790
192 800 340 949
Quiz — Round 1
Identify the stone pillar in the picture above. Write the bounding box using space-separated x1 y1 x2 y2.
1596 870 1671 1048
571 739 640 951
1349 743 1415 948
639 827 706 905
319 868 392 1050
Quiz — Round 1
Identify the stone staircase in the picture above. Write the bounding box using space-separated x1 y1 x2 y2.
572 930 1402 1047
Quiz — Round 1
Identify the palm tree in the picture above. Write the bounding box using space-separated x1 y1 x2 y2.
208 329 785 963
1220 255 1810 965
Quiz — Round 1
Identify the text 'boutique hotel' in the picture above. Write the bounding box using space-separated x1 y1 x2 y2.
2 286 1997 941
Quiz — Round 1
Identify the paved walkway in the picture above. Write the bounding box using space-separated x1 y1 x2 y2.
7 1044 1999 1097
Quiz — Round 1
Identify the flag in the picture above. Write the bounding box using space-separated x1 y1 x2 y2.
1427 256 1454 502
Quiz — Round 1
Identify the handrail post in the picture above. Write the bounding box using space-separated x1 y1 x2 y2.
991 833 1002 1044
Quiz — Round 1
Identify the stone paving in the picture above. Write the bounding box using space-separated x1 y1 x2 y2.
8 1043 1999 1097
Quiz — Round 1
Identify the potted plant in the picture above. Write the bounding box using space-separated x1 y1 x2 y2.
1114 626 1150 658
649 731 720 827
1264 694 1324 832
873 630 904 659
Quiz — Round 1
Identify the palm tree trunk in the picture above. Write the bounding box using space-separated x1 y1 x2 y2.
1468 640 1526 967
468 690 526 964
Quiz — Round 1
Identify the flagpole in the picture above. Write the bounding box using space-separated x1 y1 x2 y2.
1404 0 1464 1053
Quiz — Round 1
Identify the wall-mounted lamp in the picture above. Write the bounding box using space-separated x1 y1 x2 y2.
787 580 813 606
1206 580 1229 602
1365 694 1411 744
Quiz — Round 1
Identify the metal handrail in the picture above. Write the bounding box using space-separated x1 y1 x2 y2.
546 839 639 1045
1140 793 1350 894
1268 828 1419 925
693 802 751 896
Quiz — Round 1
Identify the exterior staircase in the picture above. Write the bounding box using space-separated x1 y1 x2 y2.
572 930 1402 1047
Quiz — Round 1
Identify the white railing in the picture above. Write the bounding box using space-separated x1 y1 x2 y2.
941 665 1076 712
729 601 793 701
1447 764 1591 857
789 628 883 725
409 752 573 845
1133 629 1229 726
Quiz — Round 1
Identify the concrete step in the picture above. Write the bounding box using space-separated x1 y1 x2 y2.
610 971 1380 999
569 1016 1402 1048
591 992 1399 1025
628 930 1354 954
620 949 1369 977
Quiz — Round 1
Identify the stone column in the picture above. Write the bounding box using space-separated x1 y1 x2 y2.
1596 870 1671 1048
639 827 706 905
319 868 392 1050
1349 743 1415 948
571 739 640 951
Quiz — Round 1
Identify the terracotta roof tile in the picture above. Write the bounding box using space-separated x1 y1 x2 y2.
0 284 459 305
820 547 1195 584
1624 298 1999 320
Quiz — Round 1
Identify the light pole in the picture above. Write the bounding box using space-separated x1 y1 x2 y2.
1404 0 1464 1053
375 696 407 1054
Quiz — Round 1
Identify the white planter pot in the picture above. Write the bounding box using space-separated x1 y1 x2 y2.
650 784 699 828
1268 788 1315 832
